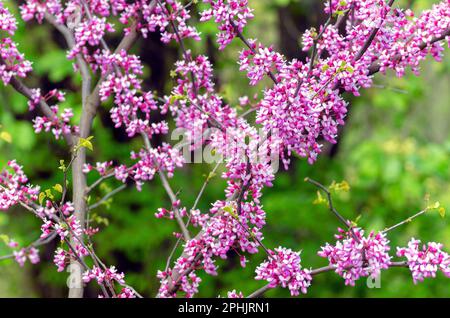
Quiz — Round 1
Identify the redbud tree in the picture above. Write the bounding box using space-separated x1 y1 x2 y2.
0 0 449 298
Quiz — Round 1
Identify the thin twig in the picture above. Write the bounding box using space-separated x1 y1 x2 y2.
85 171 116 194
141 131 191 241
304 178 360 243
0 232 58 261
164 162 221 272
247 262 408 298
88 184 127 211
192 163 221 211
383 209 427 234
229 19 278 85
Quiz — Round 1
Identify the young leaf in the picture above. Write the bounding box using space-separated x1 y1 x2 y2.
58 160 66 172
313 191 327 205
76 136 94 152
39 192 46 205
45 189 54 200
438 207 446 218
0 131 12 143
53 184 63 193
0 234 10 245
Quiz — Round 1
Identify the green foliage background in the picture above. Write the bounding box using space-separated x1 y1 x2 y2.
0 0 449 297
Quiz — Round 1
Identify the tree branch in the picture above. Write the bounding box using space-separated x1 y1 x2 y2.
247 262 408 298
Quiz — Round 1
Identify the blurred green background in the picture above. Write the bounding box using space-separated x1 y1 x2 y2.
0 0 449 297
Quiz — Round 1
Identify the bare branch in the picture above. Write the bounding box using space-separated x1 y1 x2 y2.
304 178 360 243
88 184 128 211
383 209 427 234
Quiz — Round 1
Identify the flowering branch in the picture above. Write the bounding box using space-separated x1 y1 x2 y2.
247 262 408 298
1 0 449 299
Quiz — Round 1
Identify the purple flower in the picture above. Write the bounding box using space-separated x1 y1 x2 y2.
397 238 450 284
255 247 312 296
318 228 391 286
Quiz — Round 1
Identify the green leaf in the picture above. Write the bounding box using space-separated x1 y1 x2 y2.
207 171 217 181
53 184 63 193
77 136 94 151
39 192 46 205
0 234 10 245
45 189 54 200
313 191 327 205
329 180 351 192
59 160 66 172
223 206 238 219
0 131 12 143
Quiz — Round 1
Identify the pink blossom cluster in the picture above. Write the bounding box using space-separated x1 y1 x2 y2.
169 53 216 98
117 0 200 42
31 90 78 140
53 245 87 272
255 59 349 164
200 0 254 50
157 198 267 297
226 290 244 298
163 53 241 149
36 200 75 219
20 0 63 23
39 210 82 243
255 247 312 296
98 51 162 139
142 0 200 43
2 232 40 268
68 16 115 59
88 49 185 191
155 202 187 220
134 143 184 179
397 238 450 284
0 2 17 35
13 247 40 267
21 0 129 25
83 265 126 285
82 265 136 297
0 3 32 85
0 160 39 210
228 0 450 164
103 143 184 191
117 287 136 298
157 269 201 298
239 40 285 85
53 248 67 272
83 161 113 176
213 127 276 203
364 1 450 77
318 228 391 286
188 209 210 228
84 52 184 192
